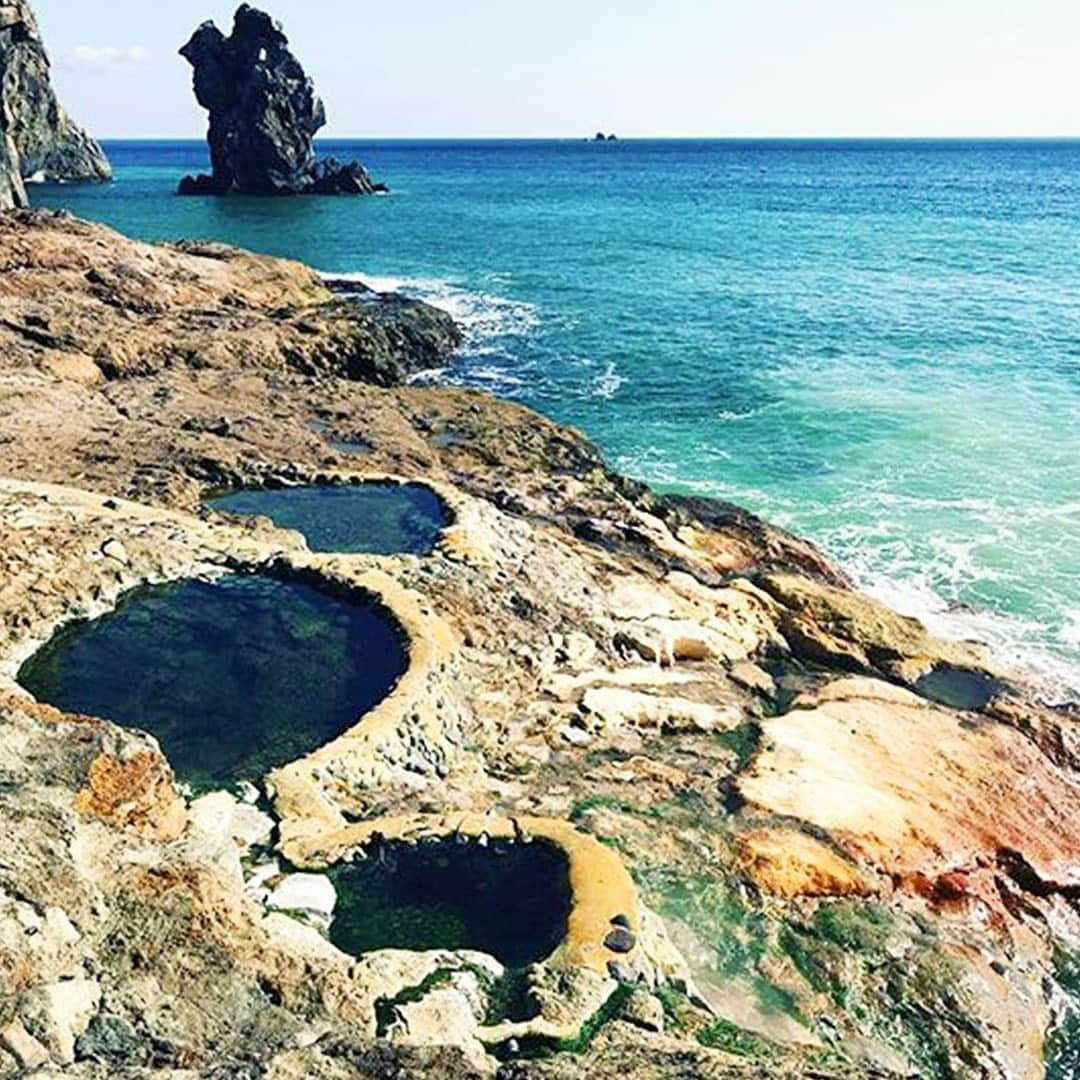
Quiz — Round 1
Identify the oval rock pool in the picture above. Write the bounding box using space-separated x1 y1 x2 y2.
17 574 408 791
207 483 449 555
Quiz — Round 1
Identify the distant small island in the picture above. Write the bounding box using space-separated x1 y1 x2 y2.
592 131 619 142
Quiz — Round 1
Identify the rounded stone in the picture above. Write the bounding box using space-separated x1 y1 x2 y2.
604 927 637 954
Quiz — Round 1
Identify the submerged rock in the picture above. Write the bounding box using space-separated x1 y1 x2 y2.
0 0 111 208
178 4 383 196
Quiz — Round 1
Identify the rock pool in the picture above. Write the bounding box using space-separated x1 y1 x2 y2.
913 666 1004 711
329 838 573 969
208 483 448 555
17 574 407 790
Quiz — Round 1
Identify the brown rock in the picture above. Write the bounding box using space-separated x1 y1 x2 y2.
739 677 1080 894
736 827 869 899
73 751 187 841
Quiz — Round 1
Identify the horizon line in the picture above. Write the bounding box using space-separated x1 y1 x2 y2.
94 133 1080 142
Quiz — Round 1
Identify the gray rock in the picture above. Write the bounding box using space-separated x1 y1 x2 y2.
604 927 637 954
0 0 111 208
619 989 665 1033
0 133 25 209
74 1014 145 1065
178 5 382 197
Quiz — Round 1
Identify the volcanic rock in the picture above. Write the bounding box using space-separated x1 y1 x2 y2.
0 0 111 208
178 4 383 196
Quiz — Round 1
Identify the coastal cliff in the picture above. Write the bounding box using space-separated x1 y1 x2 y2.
0 0 111 208
0 209 1077 1079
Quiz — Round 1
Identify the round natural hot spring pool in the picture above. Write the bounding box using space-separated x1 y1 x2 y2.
329 837 573 969
17 574 407 790
207 483 449 556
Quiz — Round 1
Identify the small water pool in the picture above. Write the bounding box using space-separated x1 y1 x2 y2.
17 574 407 790
329 838 573 968
913 666 1004 711
207 483 448 555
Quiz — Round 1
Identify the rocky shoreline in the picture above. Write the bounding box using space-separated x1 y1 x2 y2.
0 204 1077 1079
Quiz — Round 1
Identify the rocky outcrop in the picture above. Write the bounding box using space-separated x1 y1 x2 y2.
178 4 384 196
0 0 111 209
0 130 21 209
0 210 1078 1078
0 210 460 385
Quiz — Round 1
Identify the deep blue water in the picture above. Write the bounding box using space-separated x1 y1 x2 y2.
31 139 1080 698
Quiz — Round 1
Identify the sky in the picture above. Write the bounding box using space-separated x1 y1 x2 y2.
36 0 1080 139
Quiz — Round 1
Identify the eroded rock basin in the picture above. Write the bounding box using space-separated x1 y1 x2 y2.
207 483 449 555
17 574 407 790
328 837 573 970
913 665 1004 711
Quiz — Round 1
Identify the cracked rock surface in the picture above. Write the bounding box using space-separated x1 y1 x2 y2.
0 209 1077 1079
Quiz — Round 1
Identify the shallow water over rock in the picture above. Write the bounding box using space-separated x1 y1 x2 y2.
208 483 448 555
329 838 573 969
913 666 1004 711
18 574 407 790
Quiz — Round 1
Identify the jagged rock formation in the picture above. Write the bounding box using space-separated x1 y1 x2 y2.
0 210 459 385
0 0 111 209
0 211 1077 1078
178 4 384 196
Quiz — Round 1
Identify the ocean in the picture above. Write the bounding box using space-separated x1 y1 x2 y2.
30 138 1080 700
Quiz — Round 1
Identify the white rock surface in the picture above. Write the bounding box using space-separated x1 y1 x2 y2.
21 978 101 1064
581 686 741 734
187 791 275 884
266 873 337 927
0 1020 50 1070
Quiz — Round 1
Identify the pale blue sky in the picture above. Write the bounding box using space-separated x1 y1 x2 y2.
36 0 1080 138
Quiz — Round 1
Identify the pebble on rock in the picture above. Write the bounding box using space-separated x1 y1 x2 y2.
603 927 637 954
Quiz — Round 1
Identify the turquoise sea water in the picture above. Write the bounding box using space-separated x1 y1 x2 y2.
31 139 1080 699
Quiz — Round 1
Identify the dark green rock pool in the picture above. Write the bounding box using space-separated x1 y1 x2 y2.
17 574 407 791
207 483 448 555
329 838 573 968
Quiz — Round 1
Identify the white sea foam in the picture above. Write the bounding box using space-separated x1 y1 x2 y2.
818 527 1080 705
321 267 623 404
324 270 541 348
858 570 1080 704
592 362 624 399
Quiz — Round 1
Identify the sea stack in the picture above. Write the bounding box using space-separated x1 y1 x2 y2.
0 0 112 209
178 4 384 196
